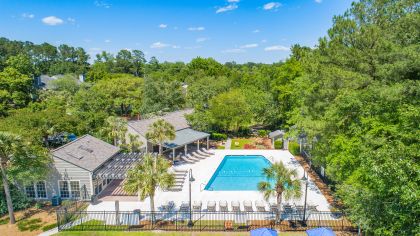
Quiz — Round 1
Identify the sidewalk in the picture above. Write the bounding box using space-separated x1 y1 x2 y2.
225 138 232 150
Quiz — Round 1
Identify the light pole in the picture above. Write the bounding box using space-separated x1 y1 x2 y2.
187 169 195 227
301 170 309 226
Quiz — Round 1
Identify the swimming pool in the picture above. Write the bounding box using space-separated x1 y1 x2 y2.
204 155 273 191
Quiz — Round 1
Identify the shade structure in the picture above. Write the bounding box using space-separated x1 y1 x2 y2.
163 128 210 148
306 227 335 236
250 228 278 236
93 152 144 179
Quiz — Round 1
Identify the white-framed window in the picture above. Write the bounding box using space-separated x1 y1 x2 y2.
59 180 80 199
25 181 47 199
25 185 36 198
36 181 47 199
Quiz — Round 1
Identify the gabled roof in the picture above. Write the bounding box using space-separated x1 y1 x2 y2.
51 134 120 172
269 130 285 138
163 128 210 148
128 109 193 137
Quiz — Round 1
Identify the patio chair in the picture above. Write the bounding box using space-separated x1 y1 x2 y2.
192 152 206 159
219 200 228 212
186 153 201 161
207 201 216 212
308 205 318 212
197 149 211 157
193 201 202 211
180 155 196 163
161 201 174 211
179 201 189 212
283 204 293 214
243 200 253 212
231 201 240 212
255 200 266 212
201 148 215 155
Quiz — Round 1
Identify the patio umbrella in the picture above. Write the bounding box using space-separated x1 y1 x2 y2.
306 227 335 236
250 228 278 236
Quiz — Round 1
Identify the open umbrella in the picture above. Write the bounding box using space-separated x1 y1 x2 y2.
250 228 278 236
306 227 335 236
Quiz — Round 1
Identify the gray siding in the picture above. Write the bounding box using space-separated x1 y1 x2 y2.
46 156 93 200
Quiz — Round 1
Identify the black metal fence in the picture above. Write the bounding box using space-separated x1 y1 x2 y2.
57 209 356 232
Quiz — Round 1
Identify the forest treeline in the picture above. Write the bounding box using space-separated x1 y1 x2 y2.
0 0 418 235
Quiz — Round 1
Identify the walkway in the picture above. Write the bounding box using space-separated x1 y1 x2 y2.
225 138 232 150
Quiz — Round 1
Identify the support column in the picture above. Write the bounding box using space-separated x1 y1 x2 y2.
206 137 209 149
184 144 187 155
172 149 176 162
197 140 200 150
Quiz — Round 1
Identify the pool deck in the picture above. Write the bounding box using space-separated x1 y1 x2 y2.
89 150 330 212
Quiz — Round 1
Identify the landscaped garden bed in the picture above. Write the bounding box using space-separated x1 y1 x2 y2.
231 137 272 149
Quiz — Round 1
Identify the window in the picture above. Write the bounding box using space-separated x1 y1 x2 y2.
70 181 80 199
25 185 36 198
59 181 70 198
36 181 47 199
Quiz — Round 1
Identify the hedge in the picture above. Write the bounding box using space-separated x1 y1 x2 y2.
211 132 227 141
0 186 32 215
274 139 283 149
288 141 300 155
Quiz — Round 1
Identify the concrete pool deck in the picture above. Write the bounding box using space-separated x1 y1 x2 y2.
89 150 331 212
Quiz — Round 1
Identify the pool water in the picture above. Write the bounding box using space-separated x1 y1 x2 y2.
204 155 273 191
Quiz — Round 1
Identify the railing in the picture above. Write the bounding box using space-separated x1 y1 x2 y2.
57 209 356 232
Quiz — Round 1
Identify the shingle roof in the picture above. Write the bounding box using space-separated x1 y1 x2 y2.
269 130 285 138
51 134 120 172
163 128 210 148
128 109 193 137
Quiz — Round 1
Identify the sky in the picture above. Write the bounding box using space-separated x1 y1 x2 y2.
0 0 353 63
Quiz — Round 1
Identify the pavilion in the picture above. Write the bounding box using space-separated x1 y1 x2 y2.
127 109 210 160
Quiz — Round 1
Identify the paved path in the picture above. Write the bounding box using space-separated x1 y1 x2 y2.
38 227 58 236
225 138 232 150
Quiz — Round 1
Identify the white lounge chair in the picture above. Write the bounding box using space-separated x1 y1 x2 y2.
207 201 216 212
231 201 240 212
193 201 202 211
243 200 253 212
201 148 215 155
186 153 201 161
192 152 206 159
219 200 228 212
180 155 196 163
197 150 211 157
161 201 174 211
180 202 189 211
255 200 266 212
269 202 278 212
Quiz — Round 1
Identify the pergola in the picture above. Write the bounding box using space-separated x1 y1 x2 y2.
93 152 144 180
162 128 210 161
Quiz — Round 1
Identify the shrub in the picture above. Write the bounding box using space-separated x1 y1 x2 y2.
17 218 43 231
42 223 57 231
211 132 227 141
0 185 32 215
288 141 300 155
258 130 269 137
274 139 283 149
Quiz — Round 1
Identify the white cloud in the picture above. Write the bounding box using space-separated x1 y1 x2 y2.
315 0 322 3
216 4 238 13
89 47 102 52
222 48 245 53
264 45 289 51
261 39 267 43
67 17 76 24
240 43 258 48
184 45 202 50
188 26 205 31
263 2 282 10
253 29 260 33
94 1 111 8
150 42 170 49
42 16 64 26
228 0 240 2
22 13 34 19
159 24 167 28
196 37 209 43
84 39 92 43
172 45 180 49
104 39 111 43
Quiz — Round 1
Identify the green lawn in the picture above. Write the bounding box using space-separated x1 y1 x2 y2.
230 139 253 149
55 231 305 236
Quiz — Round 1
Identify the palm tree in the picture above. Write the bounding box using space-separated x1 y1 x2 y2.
258 162 302 222
126 134 143 152
123 153 174 214
0 132 49 224
102 116 127 146
146 119 175 154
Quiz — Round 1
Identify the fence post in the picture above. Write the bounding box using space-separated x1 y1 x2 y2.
104 211 106 231
175 211 178 231
56 210 60 231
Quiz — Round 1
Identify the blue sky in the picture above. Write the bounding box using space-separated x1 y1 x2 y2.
0 0 353 63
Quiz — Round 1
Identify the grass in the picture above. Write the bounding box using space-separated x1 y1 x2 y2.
230 139 253 149
216 145 225 149
42 222 58 231
17 218 44 231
